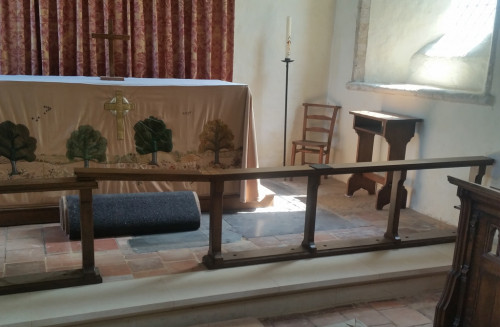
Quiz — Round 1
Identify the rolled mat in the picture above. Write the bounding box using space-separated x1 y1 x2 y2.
60 191 201 240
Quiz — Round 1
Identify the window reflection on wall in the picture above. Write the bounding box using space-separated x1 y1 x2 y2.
353 0 498 96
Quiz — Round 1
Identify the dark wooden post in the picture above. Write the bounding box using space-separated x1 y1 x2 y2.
384 170 406 242
79 187 95 273
302 173 321 252
204 179 225 267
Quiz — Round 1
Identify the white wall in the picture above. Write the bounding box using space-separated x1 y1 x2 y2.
233 0 337 168
328 0 500 224
234 0 500 225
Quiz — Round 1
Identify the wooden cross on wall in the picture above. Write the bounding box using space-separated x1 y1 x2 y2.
92 21 130 81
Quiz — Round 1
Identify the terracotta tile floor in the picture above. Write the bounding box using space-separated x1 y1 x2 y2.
261 289 441 326
0 177 455 325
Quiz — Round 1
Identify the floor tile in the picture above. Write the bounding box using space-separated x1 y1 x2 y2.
127 255 164 272
5 248 46 263
369 299 406 311
7 226 42 240
379 307 432 327
6 238 44 251
306 310 348 326
4 260 46 276
45 253 82 271
95 250 126 266
94 238 119 251
340 306 392 326
158 248 198 262
45 241 72 254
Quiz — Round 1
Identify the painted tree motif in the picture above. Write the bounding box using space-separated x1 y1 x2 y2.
66 125 107 168
0 121 37 175
198 119 234 165
134 116 173 165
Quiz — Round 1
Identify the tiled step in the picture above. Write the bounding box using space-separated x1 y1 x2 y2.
0 243 453 327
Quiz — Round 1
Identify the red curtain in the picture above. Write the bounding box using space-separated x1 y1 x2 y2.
0 0 234 80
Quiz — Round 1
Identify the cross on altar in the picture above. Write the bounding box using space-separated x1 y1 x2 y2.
104 91 135 140
92 21 130 81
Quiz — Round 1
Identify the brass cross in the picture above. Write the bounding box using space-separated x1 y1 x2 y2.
104 91 135 140
92 21 130 80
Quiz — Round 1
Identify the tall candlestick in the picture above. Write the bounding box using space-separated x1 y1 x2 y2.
285 16 292 59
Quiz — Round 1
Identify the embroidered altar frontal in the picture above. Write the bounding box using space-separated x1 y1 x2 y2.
0 76 259 207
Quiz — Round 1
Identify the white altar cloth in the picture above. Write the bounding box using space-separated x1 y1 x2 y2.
0 75 259 207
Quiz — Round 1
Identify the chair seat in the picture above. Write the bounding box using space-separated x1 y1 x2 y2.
292 140 328 147
290 103 341 171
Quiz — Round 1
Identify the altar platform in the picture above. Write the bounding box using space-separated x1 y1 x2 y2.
0 177 454 326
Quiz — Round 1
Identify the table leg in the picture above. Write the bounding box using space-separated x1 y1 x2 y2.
346 130 376 196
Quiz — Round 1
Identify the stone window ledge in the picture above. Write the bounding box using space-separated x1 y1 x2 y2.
346 81 494 106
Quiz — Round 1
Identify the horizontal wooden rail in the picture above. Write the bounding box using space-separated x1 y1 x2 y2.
71 155 495 269
74 156 494 182
0 177 98 194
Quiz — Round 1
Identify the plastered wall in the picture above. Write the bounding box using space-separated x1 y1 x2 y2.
328 0 500 224
233 0 337 168
233 0 500 225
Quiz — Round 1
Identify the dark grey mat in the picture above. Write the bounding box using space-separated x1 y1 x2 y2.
128 208 359 253
62 191 201 240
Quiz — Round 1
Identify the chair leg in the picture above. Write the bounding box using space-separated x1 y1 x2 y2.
290 145 297 181
323 149 329 179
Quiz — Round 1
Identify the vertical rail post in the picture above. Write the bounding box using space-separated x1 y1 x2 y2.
302 173 321 252
79 187 96 273
204 179 225 267
385 170 406 242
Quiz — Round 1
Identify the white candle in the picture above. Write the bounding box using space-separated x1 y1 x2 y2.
285 16 292 59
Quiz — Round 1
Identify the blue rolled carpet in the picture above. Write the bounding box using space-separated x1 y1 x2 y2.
60 191 201 240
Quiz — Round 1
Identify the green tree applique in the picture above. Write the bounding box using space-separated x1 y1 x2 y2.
134 116 173 165
66 125 107 168
0 121 37 175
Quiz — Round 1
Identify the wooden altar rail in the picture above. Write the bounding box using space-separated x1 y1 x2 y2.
0 177 102 295
73 155 494 269
0 156 494 294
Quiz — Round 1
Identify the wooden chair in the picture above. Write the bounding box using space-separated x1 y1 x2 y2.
290 103 341 171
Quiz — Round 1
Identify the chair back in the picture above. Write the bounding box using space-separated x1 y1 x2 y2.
301 103 341 147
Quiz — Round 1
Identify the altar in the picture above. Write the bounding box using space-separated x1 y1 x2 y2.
0 76 259 208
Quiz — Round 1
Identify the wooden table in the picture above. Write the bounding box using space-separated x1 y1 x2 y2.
346 111 422 209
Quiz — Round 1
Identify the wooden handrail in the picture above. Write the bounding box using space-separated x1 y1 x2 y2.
0 177 98 194
73 155 494 182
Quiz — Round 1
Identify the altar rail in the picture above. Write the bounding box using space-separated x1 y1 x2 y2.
74 155 494 269
0 155 494 294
